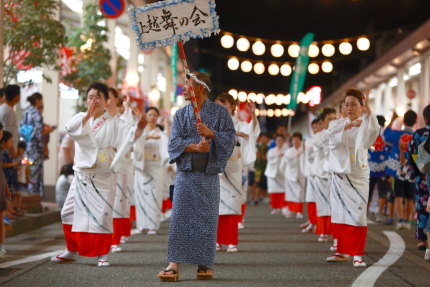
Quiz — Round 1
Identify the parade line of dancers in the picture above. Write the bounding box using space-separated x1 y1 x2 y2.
49 72 400 281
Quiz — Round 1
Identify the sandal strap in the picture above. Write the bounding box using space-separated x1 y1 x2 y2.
197 266 212 273
162 269 177 274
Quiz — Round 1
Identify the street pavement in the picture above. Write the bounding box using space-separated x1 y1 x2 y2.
0 203 429 287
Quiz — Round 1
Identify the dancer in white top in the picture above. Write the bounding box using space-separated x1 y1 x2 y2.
281 132 306 218
133 107 169 235
265 136 287 215
51 82 146 267
301 119 321 232
215 93 259 253
326 89 379 267
312 108 337 242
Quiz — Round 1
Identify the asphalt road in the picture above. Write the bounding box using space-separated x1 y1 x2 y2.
0 204 429 287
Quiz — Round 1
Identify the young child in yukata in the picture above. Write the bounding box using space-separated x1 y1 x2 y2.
0 123 12 257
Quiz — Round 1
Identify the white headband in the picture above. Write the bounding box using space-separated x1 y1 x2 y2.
187 73 211 92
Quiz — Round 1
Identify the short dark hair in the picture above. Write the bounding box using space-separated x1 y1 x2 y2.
5 85 20 102
292 132 303 141
27 92 43 106
320 108 336 120
216 93 236 107
146 106 160 116
311 118 320 126
86 82 109 100
376 115 386 127
423 105 430 125
18 140 27 150
1 131 13 143
344 88 364 106
403 110 417 127
0 122 3 130
60 163 74 176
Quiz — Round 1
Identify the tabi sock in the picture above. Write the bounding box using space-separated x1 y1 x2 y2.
58 251 77 259
353 255 363 261
98 254 109 262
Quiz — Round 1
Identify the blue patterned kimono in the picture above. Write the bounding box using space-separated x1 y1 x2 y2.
407 125 430 241
21 106 44 195
167 99 235 266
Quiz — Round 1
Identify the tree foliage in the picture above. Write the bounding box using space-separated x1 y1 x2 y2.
63 4 112 111
3 0 66 85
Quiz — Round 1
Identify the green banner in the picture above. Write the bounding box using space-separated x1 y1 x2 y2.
171 43 178 103
288 32 314 110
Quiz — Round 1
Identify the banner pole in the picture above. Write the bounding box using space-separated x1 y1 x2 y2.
177 41 202 125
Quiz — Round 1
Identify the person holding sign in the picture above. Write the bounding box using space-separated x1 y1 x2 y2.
158 72 235 282
51 82 147 267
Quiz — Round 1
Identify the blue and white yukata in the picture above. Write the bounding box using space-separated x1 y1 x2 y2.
167 100 235 266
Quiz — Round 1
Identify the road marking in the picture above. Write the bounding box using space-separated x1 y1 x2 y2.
352 231 405 287
0 250 63 269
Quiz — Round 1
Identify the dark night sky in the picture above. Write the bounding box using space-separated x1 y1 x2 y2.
183 0 430 130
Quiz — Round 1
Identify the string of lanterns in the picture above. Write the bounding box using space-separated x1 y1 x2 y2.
228 86 322 107
220 31 371 58
255 108 296 118
227 57 333 75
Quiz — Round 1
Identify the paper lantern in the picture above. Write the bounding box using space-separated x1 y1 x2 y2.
228 89 238 100
227 58 239 70
339 42 353 55
267 109 275 117
275 109 282 117
265 94 276 105
357 37 370 51
238 91 247 102
276 94 284 106
321 61 333 73
253 62 265 75
247 92 257 102
280 64 292 76
271 44 284 57
256 93 265 104
237 38 250 52
268 64 280 76
241 60 252 72
288 44 300 58
283 94 291 105
308 63 319 74
322 43 335 57
252 41 266 56
255 108 260 116
221 34 234 49
282 108 289 117
308 44 319 58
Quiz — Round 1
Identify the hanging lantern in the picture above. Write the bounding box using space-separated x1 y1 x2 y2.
253 62 265 75
256 93 265 104
321 61 333 73
227 58 239 70
248 92 257 102
241 60 253 72
252 40 266 56
280 64 292 76
276 94 284 105
237 37 250 52
275 109 282 117
322 43 335 57
228 89 238 100
271 43 284 57
221 34 234 49
288 44 300 57
268 64 280 76
283 94 291 105
267 109 275 117
308 44 319 58
308 63 319 74
238 91 248 102
356 37 370 51
339 42 353 55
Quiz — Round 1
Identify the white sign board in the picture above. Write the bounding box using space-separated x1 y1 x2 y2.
129 0 220 50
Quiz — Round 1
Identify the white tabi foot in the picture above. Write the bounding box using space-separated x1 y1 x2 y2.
50 251 77 263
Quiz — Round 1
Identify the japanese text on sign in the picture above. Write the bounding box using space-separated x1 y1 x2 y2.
129 0 220 50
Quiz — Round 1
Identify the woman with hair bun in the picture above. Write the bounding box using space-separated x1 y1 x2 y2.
326 89 379 267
